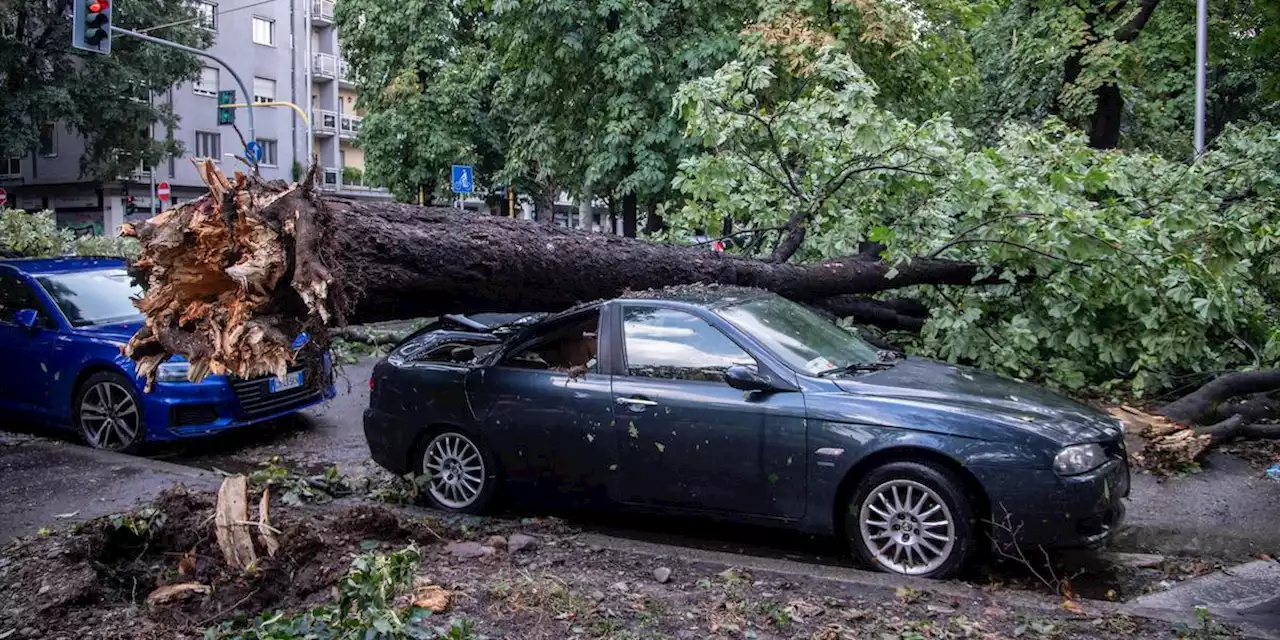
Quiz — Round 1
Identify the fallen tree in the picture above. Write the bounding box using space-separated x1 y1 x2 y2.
122 163 1279 469
121 161 989 384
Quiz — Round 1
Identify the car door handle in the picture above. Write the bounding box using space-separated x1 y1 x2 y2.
615 396 657 407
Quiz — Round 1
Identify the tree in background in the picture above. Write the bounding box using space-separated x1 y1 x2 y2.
0 0 209 179
971 0 1280 152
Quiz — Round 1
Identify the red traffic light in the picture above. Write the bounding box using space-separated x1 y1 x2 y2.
88 0 108 11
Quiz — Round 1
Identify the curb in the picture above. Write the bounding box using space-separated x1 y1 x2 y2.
575 532 1118 616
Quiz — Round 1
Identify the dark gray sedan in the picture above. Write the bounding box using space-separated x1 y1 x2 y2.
364 286 1129 579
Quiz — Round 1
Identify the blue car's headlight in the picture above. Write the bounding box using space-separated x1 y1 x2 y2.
1053 443 1106 476
156 361 191 383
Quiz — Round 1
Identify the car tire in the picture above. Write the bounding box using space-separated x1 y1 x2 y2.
845 461 976 580
74 371 146 454
415 428 501 515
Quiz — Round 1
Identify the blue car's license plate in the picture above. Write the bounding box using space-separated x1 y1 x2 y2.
269 371 304 393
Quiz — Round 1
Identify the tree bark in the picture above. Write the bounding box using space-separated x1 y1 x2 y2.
1157 370 1280 424
643 201 666 235
577 184 593 231
333 199 989 324
121 164 997 384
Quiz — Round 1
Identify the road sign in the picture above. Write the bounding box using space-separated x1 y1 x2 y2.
157 181 170 202
245 141 264 163
451 165 474 194
0 188 7 207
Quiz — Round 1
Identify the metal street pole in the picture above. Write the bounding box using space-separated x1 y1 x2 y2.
1193 0 1207 154
111 26 255 148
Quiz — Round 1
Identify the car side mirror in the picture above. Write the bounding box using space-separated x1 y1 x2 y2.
725 364 775 392
13 308 39 331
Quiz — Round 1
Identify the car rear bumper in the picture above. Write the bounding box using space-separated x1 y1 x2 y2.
977 456 1130 551
364 407 419 475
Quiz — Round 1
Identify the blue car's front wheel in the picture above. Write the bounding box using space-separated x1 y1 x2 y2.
75 371 144 453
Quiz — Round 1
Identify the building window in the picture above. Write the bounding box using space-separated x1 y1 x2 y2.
193 66 218 96
1 157 19 177
252 77 276 103
194 131 221 160
252 17 274 46
193 1 216 30
39 123 57 157
258 139 278 166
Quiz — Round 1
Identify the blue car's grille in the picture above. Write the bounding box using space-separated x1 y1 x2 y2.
230 368 322 419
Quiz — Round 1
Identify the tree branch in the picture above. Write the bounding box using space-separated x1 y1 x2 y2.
929 238 1090 267
1114 0 1162 43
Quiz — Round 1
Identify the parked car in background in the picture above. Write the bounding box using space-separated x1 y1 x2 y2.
0 257 335 453
363 286 1130 579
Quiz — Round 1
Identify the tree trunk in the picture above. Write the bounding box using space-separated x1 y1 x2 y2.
621 193 638 238
533 185 555 223
643 201 666 235
577 185 593 231
121 163 995 384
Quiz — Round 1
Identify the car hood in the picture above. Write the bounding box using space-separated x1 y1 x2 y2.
831 358 1121 443
72 319 145 343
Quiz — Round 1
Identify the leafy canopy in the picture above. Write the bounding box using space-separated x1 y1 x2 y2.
672 46 1280 392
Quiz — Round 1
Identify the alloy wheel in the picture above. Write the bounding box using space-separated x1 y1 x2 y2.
79 381 140 451
858 479 956 575
422 432 486 509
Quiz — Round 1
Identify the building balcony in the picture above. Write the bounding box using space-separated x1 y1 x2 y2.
311 0 335 25
312 53 337 80
318 167 390 196
321 167 340 190
339 114 362 140
313 109 338 136
338 59 356 87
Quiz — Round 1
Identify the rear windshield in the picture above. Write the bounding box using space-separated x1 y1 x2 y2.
37 268 143 327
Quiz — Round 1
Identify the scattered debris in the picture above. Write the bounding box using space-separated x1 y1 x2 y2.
145 582 211 606
484 535 508 551
1266 462 1280 481
1110 406 1212 473
411 582 451 613
508 533 537 553
213 475 257 571
654 566 672 583
446 541 495 558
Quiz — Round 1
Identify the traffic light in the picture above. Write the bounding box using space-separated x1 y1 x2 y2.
124 195 137 215
72 0 112 54
218 90 236 125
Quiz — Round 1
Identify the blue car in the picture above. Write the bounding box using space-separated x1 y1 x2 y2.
0 257 335 452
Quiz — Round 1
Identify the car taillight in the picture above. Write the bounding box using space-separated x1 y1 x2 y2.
369 377 375 390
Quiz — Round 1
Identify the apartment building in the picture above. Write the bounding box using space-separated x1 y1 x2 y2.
0 0 385 237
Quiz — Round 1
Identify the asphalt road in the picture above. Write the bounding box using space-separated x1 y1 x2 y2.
4 355 1278 588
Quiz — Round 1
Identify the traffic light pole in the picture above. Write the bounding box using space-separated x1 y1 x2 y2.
110 26 255 149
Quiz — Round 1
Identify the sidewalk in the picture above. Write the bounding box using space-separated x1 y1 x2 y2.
0 432 219 541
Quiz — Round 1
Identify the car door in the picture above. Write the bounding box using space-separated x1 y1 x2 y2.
0 273 61 415
466 309 615 502
609 304 808 520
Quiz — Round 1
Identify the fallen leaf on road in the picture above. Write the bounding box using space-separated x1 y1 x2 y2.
146 583 211 606
412 585 451 613
1062 598 1085 615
